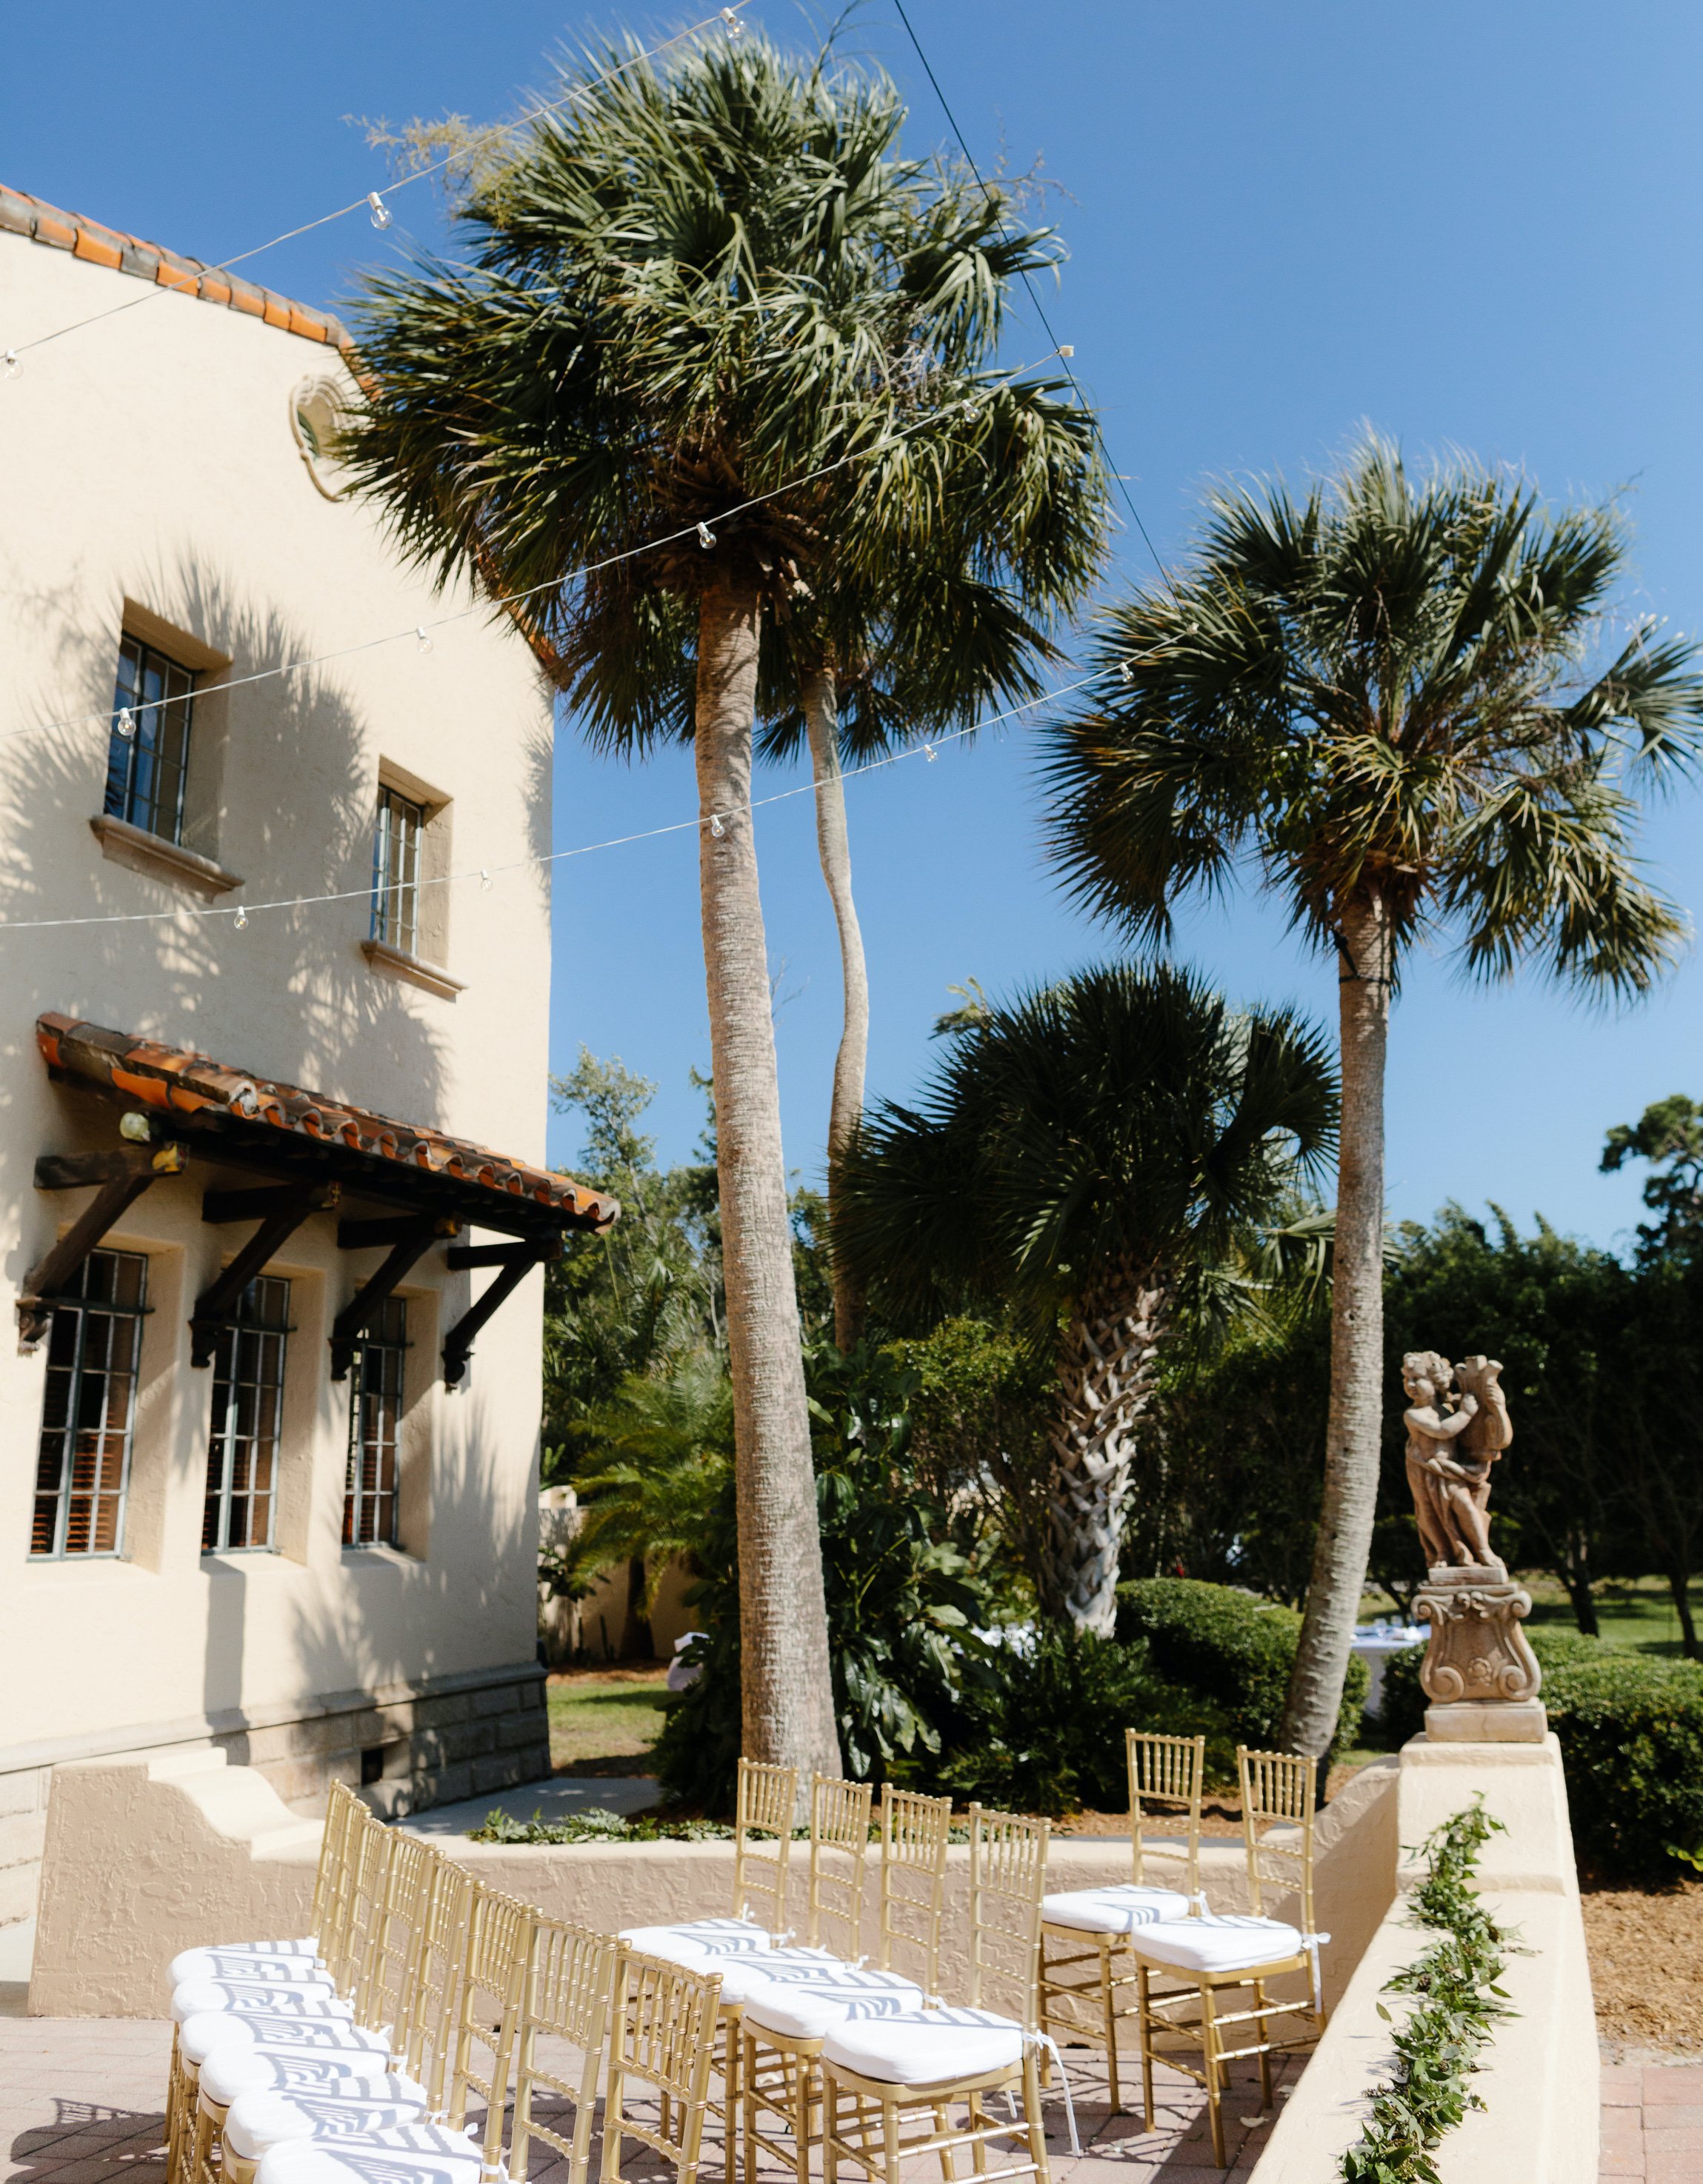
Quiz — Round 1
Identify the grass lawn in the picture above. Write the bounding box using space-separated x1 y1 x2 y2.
547 1665 670 1776
1361 1572 1700 1660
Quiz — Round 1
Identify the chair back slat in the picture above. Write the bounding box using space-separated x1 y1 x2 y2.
310 1782 361 1947
1237 1746 1317 1930
967 1806 1049 2028
804 1775 875 1953
316 1794 379 1991
393 1851 475 2111
877 1787 953 1991
1127 1730 1204 1897
509 1916 623 2184
731 1757 797 1934
605 1950 722 2183
354 1829 433 2032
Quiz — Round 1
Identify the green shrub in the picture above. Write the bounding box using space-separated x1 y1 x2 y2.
935 1628 1231 1814
1116 1579 1369 1771
1371 1629 1703 1880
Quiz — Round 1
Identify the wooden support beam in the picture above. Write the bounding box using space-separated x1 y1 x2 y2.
204 1181 339 1225
330 1221 439 1382
443 1240 560 1272
338 1213 461 1252
35 1145 187 1192
442 1243 552 1388
190 1187 324 1368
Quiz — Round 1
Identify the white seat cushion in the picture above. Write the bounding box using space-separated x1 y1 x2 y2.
1130 1915 1311 1975
173 1978 347 2027
743 1967 925 2041
180 2010 390 2071
171 1941 322 1988
225 2086 433 2161
823 2007 1024 2086
256 2127 484 2184
201 2048 411 2111
704 1947 842 2008
1042 1886 1193 1934
618 1917 773 1963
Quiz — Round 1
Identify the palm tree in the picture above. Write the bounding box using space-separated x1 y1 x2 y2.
1043 437 1703 1750
834 964 1339 1634
339 30 1104 1782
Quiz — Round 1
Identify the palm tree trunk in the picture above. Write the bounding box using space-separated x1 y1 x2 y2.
1041 1266 1168 1637
695 577 843 1784
801 666 870 1353
1281 890 1393 1760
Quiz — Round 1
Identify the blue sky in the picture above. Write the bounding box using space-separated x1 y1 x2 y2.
9 2 1703 1249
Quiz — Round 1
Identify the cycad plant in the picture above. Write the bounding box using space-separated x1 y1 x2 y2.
339 29 1103 1780
1044 437 1703 1749
834 964 1339 1634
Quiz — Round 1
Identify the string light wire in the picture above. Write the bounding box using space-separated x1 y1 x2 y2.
6 348 1066 747
4 6 748 361
0 669 1116 932
890 0 1173 588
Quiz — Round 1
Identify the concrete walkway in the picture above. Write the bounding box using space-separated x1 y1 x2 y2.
1599 2059 1703 2182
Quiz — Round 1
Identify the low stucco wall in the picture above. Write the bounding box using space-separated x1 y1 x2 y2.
1249 1734 1597 2184
27 1737 1401 2020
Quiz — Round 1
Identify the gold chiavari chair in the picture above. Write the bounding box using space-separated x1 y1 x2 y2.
509 1915 624 2184
1130 1748 1328 2166
602 1949 724 2184
819 1807 1057 2184
741 1778 933 2184
1039 1730 1204 2111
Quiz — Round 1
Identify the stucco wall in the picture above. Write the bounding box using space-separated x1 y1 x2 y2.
0 226 559 1897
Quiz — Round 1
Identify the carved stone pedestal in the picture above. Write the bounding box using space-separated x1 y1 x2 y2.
1416 1565 1546 1743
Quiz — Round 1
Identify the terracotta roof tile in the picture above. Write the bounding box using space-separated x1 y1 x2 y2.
0 183 351 350
37 1015 619 1237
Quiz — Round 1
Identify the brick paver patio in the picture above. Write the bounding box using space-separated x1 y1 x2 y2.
2 2017 1687 2181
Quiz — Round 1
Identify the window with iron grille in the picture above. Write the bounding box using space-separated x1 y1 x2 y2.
105 634 195 844
32 1249 148 1559
344 1295 408 1547
370 787 424 956
202 1276 290 1554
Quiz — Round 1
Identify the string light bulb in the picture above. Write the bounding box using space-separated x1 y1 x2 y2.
1058 344 1075 358
115 707 137 741
1119 662 1134 684
924 743 939 762
367 192 392 230
709 813 724 838
721 6 741 27
3 350 18 379
415 627 433 653
696 523 716 549
479 869 493 891
234 907 249 930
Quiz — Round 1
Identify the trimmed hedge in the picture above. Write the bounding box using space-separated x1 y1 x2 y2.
1115 1578 1370 1776
1377 1627 1703 1880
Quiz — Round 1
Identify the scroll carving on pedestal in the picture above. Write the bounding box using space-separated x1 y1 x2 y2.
1402 1351 1544 1738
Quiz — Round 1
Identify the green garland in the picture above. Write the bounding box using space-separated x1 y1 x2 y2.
1340 1798 1518 2184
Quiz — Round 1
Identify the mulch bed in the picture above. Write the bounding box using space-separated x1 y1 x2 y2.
1580 1875 1703 2057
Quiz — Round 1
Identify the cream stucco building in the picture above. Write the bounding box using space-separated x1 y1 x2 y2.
0 187 610 1928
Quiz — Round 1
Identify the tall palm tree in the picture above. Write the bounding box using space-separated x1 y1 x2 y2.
339 30 1104 1781
1043 437 1703 1750
834 964 1339 1634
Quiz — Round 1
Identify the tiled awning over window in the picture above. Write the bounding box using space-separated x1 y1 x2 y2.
37 1014 617 1238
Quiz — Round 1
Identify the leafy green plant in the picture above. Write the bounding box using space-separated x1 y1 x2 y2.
1341 1799 1516 2184
1116 1579 1368 1771
467 1806 735 1845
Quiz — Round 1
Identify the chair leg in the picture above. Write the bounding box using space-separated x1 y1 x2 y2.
1021 2047 1051 2184
1101 1940 1120 2114
1254 1977 1272 2110
570 2031 604 2184
1200 1984 1224 2169
823 2073 840 2184
1137 1964 1154 2134
721 2017 738 2184
883 2091 903 2184
600 2063 624 2184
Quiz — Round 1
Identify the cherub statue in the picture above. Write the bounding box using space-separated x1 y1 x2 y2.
1401 1351 1508 1574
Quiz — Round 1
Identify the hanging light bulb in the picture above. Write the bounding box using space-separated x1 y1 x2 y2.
115 707 137 741
234 907 249 930
696 522 716 549
1119 662 1134 684
1058 344 1075 359
416 626 433 653
709 814 725 838
479 869 493 892
3 350 18 379
367 192 392 230
924 743 939 763
721 6 741 28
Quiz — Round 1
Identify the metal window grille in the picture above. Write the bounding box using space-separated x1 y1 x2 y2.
202 1275 290 1553
344 1295 408 1547
105 634 195 844
370 787 424 955
32 1249 148 1558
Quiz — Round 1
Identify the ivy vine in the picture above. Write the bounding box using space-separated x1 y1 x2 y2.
1339 1797 1519 2184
